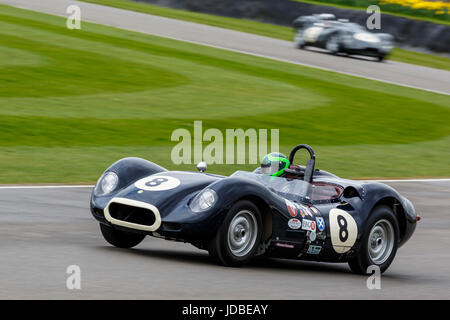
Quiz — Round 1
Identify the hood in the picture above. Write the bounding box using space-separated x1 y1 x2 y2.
112 171 221 211
353 32 380 43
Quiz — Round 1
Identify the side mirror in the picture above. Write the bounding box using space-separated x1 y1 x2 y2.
196 161 207 173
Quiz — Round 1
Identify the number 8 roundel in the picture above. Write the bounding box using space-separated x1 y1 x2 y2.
329 208 358 253
135 175 180 191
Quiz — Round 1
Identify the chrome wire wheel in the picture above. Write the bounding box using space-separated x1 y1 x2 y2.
227 210 258 257
368 219 395 265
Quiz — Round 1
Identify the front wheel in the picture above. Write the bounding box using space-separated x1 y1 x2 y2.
208 200 262 267
100 223 146 248
294 30 305 49
348 205 399 274
326 35 340 54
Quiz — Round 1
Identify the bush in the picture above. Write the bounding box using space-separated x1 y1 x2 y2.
298 0 450 23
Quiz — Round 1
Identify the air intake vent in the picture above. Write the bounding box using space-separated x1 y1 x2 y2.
104 198 161 232
109 203 156 226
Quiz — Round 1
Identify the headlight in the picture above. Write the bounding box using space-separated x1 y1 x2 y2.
353 32 379 43
190 189 217 212
94 171 119 196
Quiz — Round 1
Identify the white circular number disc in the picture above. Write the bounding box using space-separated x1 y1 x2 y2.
329 208 358 254
135 175 180 191
304 26 323 43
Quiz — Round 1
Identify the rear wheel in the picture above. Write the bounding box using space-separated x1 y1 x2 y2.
208 200 262 267
377 54 386 62
100 223 145 248
348 205 399 274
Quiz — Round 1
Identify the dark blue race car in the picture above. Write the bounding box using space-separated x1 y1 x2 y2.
293 14 394 61
90 144 418 274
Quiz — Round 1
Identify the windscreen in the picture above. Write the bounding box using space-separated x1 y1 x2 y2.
231 171 312 202
231 171 344 203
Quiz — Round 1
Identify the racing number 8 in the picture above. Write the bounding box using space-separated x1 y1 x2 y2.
145 177 168 187
135 175 181 191
337 215 348 242
329 208 358 254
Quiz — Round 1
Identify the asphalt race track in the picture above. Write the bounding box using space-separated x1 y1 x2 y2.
0 180 449 299
1 0 450 95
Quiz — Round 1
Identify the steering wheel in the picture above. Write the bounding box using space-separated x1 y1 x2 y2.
285 144 316 182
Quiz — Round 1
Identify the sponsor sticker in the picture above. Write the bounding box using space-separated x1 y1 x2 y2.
316 217 325 232
288 218 302 230
285 199 298 217
302 219 316 232
296 204 313 217
310 206 319 215
309 231 316 242
285 200 314 218
307 245 322 255
298 208 306 217
304 207 314 218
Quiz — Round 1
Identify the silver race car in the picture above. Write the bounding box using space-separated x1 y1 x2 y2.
293 14 393 61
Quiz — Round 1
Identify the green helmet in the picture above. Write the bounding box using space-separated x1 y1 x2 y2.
260 153 290 177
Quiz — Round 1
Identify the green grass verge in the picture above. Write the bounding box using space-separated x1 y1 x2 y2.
0 5 449 183
80 0 450 71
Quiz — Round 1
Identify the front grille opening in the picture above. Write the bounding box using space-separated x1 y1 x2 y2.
109 203 156 226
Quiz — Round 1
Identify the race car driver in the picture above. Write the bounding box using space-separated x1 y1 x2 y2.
260 152 290 177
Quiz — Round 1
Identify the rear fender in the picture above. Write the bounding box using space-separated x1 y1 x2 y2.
361 183 417 245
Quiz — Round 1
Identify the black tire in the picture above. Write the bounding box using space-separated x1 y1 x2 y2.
294 30 305 49
326 35 340 55
377 55 385 62
348 205 399 274
99 223 145 248
208 200 262 267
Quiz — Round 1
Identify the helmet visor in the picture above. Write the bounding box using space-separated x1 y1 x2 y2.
261 161 279 175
